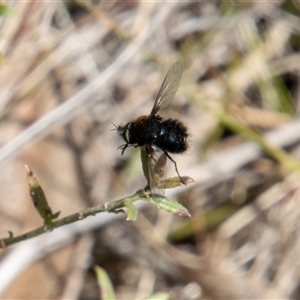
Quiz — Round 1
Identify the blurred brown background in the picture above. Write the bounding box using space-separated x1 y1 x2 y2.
1 1 300 299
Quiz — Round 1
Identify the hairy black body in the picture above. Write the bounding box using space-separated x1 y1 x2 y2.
121 115 188 154
116 61 188 185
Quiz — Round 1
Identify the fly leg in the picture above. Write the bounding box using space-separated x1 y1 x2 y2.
163 151 185 185
117 143 129 155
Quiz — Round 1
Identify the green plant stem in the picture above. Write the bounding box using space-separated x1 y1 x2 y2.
0 190 143 248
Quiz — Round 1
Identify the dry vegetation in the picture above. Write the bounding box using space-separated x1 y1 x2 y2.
1 1 300 299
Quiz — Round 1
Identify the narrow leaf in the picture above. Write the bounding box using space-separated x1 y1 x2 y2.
140 147 150 185
25 165 60 225
94 266 115 300
125 200 138 221
149 194 190 217
157 176 195 189
145 292 170 300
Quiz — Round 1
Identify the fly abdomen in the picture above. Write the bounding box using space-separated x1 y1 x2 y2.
156 119 188 154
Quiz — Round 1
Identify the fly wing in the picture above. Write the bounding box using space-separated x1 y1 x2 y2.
145 146 167 194
150 61 182 115
151 151 167 189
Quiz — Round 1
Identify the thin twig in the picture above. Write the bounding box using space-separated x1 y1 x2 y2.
0 190 143 248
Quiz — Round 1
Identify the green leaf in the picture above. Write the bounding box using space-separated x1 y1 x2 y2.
145 292 170 300
157 176 195 189
125 200 138 221
140 147 150 186
94 266 115 300
25 165 60 226
149 194 190 217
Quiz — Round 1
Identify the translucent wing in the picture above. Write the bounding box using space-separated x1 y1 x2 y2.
143 145 167 194
150 151 167 192
150 61 182 115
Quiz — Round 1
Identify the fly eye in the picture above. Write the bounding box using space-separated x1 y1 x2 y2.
123 123 132 143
